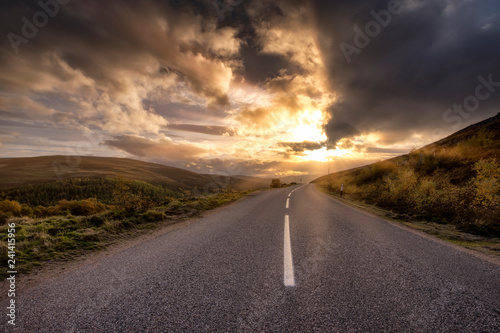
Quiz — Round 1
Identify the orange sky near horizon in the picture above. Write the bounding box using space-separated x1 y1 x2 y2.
1 1 498 179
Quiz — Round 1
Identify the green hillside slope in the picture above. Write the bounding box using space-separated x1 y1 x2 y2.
313 113 500 236
0 156 269 192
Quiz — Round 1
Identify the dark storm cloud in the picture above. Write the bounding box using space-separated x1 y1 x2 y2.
7 0 498 174
167 123 236 136
324 117 360 147
239 48 305 84
0 0 240 107
103 135 206 160
216 0 307 84
278 141 324 153
312 0 500 145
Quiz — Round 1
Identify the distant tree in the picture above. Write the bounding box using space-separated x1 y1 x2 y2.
113 181 140 214
270 179 281 188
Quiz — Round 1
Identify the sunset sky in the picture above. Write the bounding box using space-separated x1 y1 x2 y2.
1 0 499 179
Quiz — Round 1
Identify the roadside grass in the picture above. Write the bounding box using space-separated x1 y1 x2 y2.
400 221 500 255
315 184 500 257
0 191 252 280
312 129 500 237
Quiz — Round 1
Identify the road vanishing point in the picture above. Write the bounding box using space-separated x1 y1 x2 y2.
2 184 500 332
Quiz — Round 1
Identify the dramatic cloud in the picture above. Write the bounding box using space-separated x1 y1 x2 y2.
312 0 500 146
278 141 324 154
1 0 499 177
0 0 241 136
167 124 237 136
103 135 207 162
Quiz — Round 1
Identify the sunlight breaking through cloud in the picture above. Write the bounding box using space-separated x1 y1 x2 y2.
1 0 499 177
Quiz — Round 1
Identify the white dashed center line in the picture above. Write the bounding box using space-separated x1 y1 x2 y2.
284 215 295 287
286 198 289 209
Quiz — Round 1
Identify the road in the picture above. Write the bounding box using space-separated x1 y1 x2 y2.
2 184 500 332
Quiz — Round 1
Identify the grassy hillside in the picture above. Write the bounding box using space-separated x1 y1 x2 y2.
0 156 269 278
0 189 252 279
313 113 500 236
0 178 179 207
0 156 270 192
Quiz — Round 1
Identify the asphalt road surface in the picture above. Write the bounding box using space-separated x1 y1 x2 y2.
2 184 500 332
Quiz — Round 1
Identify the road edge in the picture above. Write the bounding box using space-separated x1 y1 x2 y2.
311 184 500 267
0 190 265 301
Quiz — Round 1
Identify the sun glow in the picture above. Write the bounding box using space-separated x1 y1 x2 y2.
298 146 354 162
285 109 337 162
289 109 327 142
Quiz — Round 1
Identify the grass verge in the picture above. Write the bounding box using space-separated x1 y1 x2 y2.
0 191 252 280
315 184 500 257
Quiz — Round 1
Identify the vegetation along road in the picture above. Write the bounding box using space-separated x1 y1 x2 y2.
1 184 500 332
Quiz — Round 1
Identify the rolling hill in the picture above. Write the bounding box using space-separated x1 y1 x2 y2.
313 113 500 235
0 157 270 278
0 156 270 192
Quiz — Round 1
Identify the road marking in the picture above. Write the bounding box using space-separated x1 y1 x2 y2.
284 215 295 287
288 184 305 199
286 198 290 208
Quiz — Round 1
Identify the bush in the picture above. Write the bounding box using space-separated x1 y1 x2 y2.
137 196 155 213
378 168 418 209
69 199 95 216
33 205 48 218
58 199 107 216
20 204 32 217
317 136 500 236
471 159 500 207
56 200 72 212
467 128 495 147
462 159 500 234
410 178 438 214
139 211 165 223
113 182 140 213
45 206 61 216
0 200 21 217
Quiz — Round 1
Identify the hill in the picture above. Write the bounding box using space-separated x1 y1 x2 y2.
0 156 269 278
0 156 270 192
313 113 500 236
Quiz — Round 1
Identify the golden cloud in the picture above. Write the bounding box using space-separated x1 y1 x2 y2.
104 135 207 161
